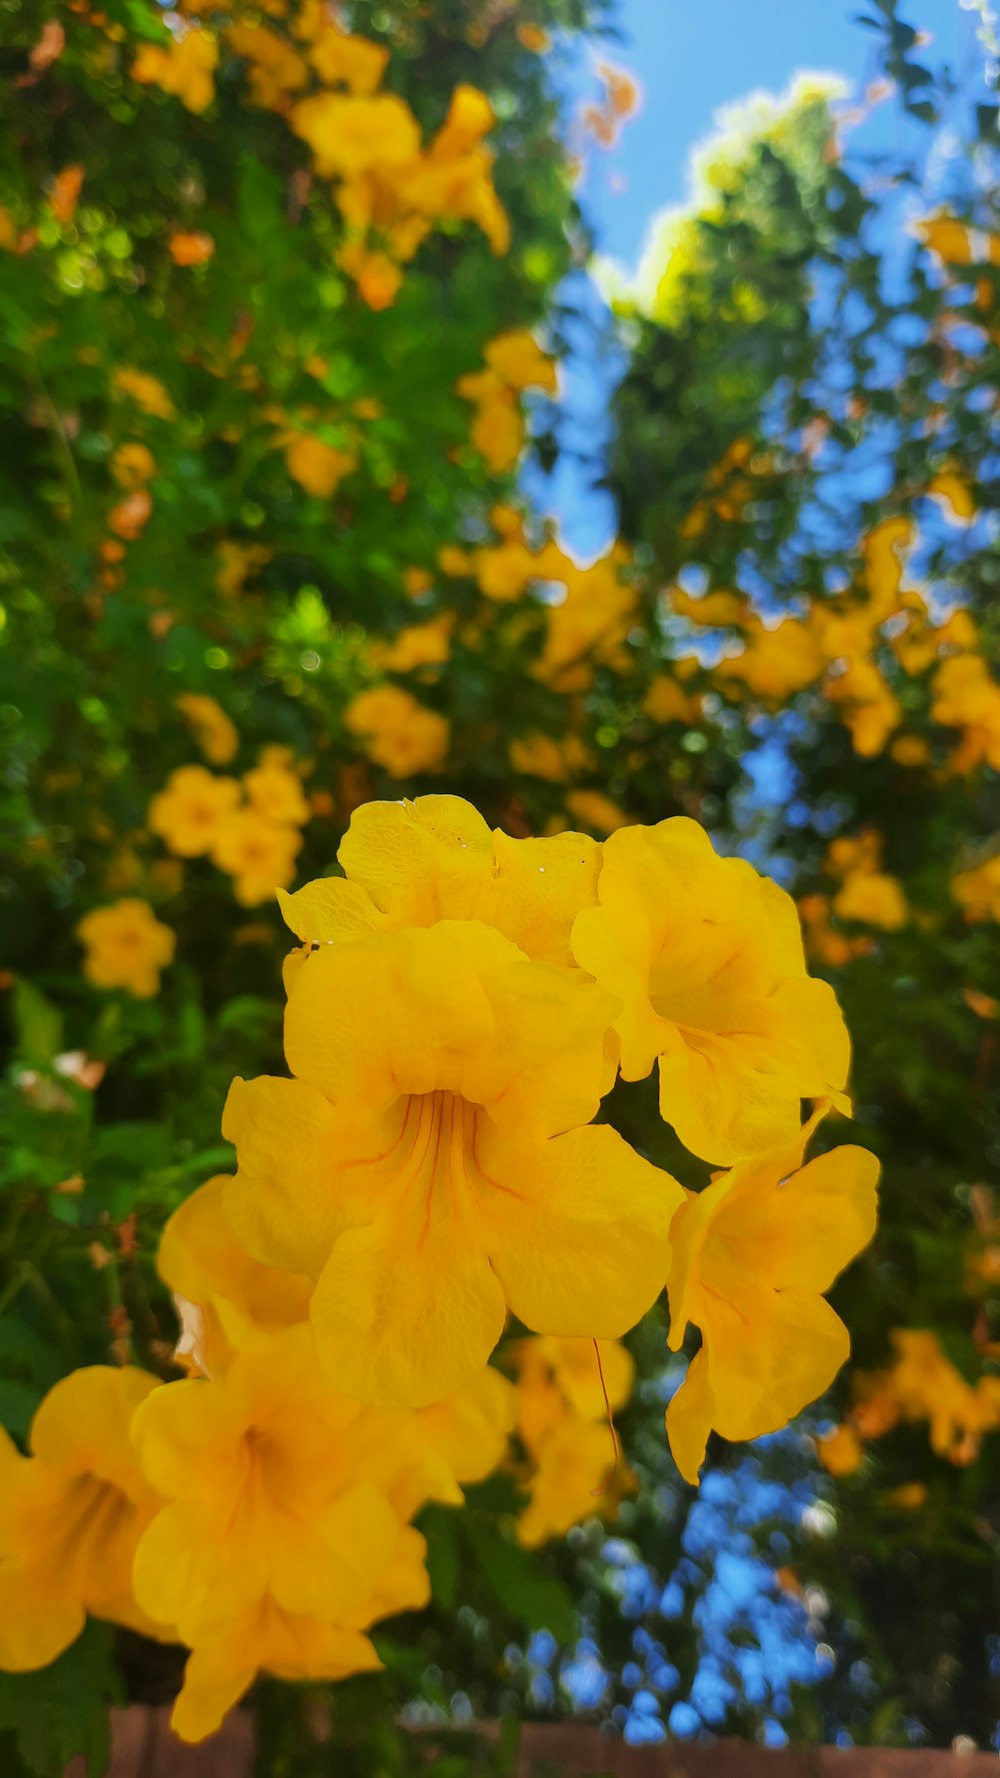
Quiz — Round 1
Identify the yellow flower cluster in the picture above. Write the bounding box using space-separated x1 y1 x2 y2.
952 853 1000 924
457 333 558 473
673 515 995 767
441 506 636 691
148 747 311 905
800 829 908 965
130 13 507 306
32 796 881 1733
818 1329 1000 1476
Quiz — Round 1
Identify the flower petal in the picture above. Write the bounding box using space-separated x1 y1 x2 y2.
478 1122 681 1339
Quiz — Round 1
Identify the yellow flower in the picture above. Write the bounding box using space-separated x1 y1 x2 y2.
291 93 421 177
223 920 682 1407
370 615 453 674
643 673 701 725
343 684 449 777
508 732 592 782
564 790 632 835
517 1419 626 1548
665 1112 879 1483
815 1423 864 1477
925 467 976 524
284 433 357 498
952 855 1000 923
417 1365 516 1488
176 693 239 766
338 243 404 310
0 1367 161 1671
572 820 850 1164
307 27 388 94
513 1334 633 1459
825 661 902 759
132 26 218 114
483 330 558 394
715 616 824 702
148 764 241 857
110 441 157 488
113 366 176 420
173 1599 382 1743
77 898 176 997
832 870 908 931
226 20 307 109
931 654 1000 773
211 810 303 906
888 1329 1000 1463
243 758 311 827
158 1175 313 1377
132 1324 437 1740
278 794 601 969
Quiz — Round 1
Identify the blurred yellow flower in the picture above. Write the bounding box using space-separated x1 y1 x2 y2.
148 764 241 857
284 433 358 499
77 898 176 997
243 757 311 827
132 26 218 114
343 684 449 777
0 1367 161 1670
176 693 239 766
211 810 303 906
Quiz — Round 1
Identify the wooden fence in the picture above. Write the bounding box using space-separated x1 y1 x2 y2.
66 1711 1000 1778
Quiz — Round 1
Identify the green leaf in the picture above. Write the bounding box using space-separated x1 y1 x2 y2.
12 980 63 1069
0 1378 41 1438
421 1505 461 1611
0 1621 116 1778
463 1521 578 1644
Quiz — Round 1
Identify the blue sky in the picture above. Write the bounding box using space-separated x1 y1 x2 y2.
576 0 971 267
534 0 979 553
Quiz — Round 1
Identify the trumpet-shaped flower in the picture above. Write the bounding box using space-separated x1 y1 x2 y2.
157 1175 312 1376
77 898 175 998
572 819 850 1164
278 795 601 970
148 765 241 858
131 1325 441 1649
516 1418 628 1549
0 1367 161 1671
664 1112 879 1484
171 1597 383 1743
343 685 449 778
211 810 303 906
224 920 681 1407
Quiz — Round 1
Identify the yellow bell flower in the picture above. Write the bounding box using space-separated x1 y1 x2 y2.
665 1112 879 1484
223 919 681 1407
517 1419 627 1548
132 1325 438 1741
158 1175 313 1377
284 433 357 499
172 1597 382 1743
77 898 176 998
148 764 241 857
243 758 311 827
572 819 850 1164
132 26 218 114
278 793 601 969
290 92 421 178
210 810 303 906
0 1367 161 1671
343 685 449 777
832 870 908 931
307 27 388 95
176 693 239 766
